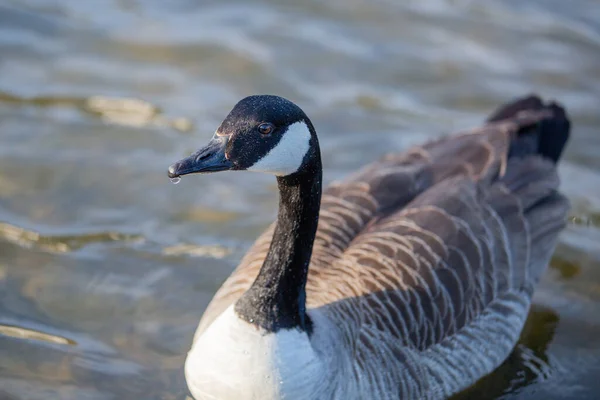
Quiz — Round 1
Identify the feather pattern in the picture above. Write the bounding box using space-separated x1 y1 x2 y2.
191 97 569 398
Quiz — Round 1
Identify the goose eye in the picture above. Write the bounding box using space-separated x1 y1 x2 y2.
258 123 274 135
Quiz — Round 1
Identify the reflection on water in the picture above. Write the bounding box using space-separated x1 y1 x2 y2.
1 0 600 399
162 244 231 259
0 324 75 346
0 90 194 132
0 222 143 253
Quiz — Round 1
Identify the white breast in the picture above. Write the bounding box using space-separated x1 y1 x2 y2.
185 306 330 400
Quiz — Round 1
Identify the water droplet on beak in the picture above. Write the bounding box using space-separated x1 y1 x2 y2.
170 177 181 184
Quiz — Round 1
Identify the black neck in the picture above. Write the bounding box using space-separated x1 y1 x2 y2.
234 148 322 334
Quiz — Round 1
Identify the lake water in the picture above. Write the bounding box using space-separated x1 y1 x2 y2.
1 1 599 399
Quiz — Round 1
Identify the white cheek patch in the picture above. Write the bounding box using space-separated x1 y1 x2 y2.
247 121 312 176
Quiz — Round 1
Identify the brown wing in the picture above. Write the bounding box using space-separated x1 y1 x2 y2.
318 161 567 347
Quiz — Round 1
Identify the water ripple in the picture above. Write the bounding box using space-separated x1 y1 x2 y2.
0 91 193 132
162 243 232 259
0 222 143 253
0 324 76 346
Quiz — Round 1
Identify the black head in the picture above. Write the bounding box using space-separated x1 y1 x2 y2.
168 95 319 180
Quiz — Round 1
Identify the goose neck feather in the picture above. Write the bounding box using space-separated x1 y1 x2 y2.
235 138 322 333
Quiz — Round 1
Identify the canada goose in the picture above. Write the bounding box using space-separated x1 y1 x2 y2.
168 94 570 400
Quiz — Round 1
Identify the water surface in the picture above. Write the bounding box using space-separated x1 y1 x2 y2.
1 1 599 399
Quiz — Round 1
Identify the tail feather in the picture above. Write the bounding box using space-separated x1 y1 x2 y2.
487 94 571 164
537 102 570 163
486 95 544 123
489 94 571 287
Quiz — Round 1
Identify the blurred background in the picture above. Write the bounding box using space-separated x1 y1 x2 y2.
1 1 599 399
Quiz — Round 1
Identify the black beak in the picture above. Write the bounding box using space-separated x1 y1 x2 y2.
168 136 232 179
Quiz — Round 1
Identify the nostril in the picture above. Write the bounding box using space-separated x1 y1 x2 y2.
195 151 212 163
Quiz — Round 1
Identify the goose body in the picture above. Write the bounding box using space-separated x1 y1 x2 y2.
168 95 570 400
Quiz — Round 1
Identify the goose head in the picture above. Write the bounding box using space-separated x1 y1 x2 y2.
168 95 319 180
